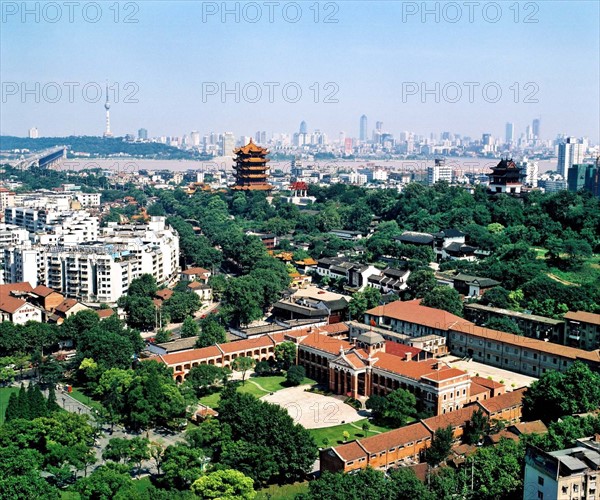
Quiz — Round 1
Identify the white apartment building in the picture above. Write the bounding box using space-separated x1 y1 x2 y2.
0 188 15 210
75 192 102 207
519 158 539 187
427 159 453 185
5 207 99 243
2 217 179 305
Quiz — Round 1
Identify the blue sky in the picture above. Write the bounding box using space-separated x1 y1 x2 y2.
1 1 598 141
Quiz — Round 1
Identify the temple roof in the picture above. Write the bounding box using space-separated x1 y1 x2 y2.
234 138 269 155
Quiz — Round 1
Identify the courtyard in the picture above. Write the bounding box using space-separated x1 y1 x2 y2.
260 385 365 429
440 355 538 389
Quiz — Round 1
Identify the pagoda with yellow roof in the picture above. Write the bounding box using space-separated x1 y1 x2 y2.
231 139 273 191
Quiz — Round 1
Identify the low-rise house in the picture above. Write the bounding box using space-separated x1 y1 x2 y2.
0 282 43 324
187 281 213 302
180 267 211 283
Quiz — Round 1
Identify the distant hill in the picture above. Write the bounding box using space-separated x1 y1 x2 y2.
0 136 212 160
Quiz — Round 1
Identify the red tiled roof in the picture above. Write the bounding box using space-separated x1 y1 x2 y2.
0 282 34 295
385 342 423 359
469 382 489 396
357 422 431 454
511 420 548 435
188 282 203 289
160 345 222 365
0 295 27 314
32 285 58 297
422 406 477 433
478 387 526 414
155 289 174 300
366 300 466 332
471 376 504 390
299 332 352 355
344 353 367 369
96 309 114 319
54 299 79 314
373 354 457 381
421 367 469 382
182 267 210 275
321 323 350 335
218 335 275 354
334 441 367 462
564 311 600 326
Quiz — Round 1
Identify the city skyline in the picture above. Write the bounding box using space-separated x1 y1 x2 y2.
1 1 599 141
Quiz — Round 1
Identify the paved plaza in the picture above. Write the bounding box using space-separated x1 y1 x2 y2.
261 385 364 429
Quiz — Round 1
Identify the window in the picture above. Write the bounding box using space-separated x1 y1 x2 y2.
538 477 544 486
537 492 543 500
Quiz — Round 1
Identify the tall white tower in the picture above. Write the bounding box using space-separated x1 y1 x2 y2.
103 83 113 138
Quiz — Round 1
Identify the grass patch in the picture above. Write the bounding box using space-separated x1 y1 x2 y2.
0 387 19 424
69 387 104 413
308 418 394 447
199 375 317 409
547 254 600 286
256 481 309 499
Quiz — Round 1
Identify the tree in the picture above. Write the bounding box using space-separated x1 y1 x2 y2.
385 388 417 427
366 394 388 421
348 288 381 320
103 438 131 464
388 466 435 500
274 342 296 370
127 274 158 297
181 317 199 338
165 292 201 323
253 361 272 377
523 361 600 422
362 421 370 437
426 425 453 465
4 392 19 422
38 356 65 387
484 317 522 335
74 462 138 500
223 277 264 326
185 364 226 396
422 286 463 317
161 443 207 490
406 269 437 299
468 438 524 499
191 469 256 500
285 365 306 386
463 409 489 445
196 316 227 348
480 286 512 309
232 357 255 385
155 328 171 344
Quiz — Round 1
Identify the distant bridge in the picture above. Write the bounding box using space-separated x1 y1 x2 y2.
9 146 67 170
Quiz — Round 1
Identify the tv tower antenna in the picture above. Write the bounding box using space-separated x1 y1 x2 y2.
103 82 113 138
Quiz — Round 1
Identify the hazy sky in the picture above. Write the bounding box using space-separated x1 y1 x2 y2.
1 1 599 141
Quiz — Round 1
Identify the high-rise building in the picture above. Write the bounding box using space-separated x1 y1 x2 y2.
221 132 235 157
557 137 584 177
532 118 541 139
299 121 308 134
138 128 148 140
505 122 514 144
427 159 452 185
359 115 368 142
376 121 383 131
231 139 272 191
568 162 600 198
190 131 200 146
28 127 39 139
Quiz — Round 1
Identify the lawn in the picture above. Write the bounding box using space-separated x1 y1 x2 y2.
308 417 395 447
199 375 317 409
69 386 104 413
0 387 19 424
256 481 309 499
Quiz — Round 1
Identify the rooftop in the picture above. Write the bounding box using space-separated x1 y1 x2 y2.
366 299 465 331
465 303 564 325
564 311 600 326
